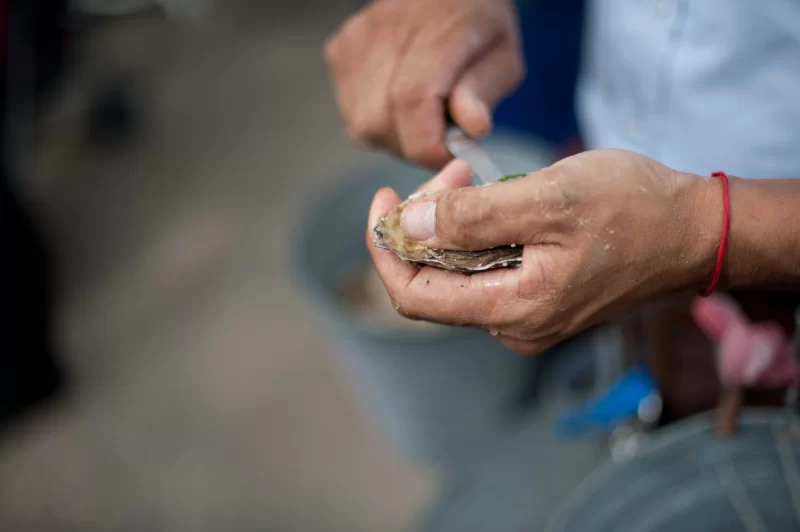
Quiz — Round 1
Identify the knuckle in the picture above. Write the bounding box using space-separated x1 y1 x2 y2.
323 33 340 64
391 81 431 111
347 111 389 147
403 137 443 167
393 299 419 321
386 289 418 320
328 11 368 62
439 191 484 246
396 307 415 320
454 4 501 44
450 201 473 245
340 11 366 40
346 125 371 147
518 251 563 299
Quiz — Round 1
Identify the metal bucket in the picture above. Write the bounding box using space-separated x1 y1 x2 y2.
419 408 800 531
547 409 800 532
292 130 554 468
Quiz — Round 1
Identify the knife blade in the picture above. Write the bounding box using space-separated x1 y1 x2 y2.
443 122 505 185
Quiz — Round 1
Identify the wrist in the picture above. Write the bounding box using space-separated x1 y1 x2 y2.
677 170 728 293
684 173 800 292
723 177 800 290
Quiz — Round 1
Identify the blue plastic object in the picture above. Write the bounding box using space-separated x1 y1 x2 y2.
556 366 657 438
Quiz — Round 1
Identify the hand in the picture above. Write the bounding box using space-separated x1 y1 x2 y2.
367 149 723 354
325 0 524 169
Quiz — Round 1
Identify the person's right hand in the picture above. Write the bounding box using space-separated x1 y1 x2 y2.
324 0 524 169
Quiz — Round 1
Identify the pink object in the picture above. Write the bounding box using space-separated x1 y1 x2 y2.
691 294 800 389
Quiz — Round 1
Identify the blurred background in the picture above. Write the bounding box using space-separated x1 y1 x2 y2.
1 1 444 530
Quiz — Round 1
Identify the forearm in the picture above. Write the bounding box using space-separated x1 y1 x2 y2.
694 175 800 291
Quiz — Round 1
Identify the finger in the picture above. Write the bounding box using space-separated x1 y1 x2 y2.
346 50 403 152
400 168 559 250
399 264 522 326
448 42 526 138
392 91 451 170
346 8 424 154
397 159 474 246
413 158 474 195
368 186 522 327
390 18 502 169
367 187 420 298
326 15 408 154
496 336 550 356
367 160 501 326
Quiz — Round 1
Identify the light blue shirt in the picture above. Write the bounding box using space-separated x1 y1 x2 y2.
576 0 800 178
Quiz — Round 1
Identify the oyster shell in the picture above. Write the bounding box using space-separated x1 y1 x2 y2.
373 175 527 274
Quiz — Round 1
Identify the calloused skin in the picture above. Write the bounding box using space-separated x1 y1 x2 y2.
368 149 800 355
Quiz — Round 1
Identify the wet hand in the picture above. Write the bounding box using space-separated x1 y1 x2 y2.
367 149 723 354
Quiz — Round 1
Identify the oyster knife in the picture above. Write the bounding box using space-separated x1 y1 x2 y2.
443 121 505 185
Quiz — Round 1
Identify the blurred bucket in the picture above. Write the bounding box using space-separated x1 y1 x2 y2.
546 409 800 532
293 130 554 468
418 408 800 531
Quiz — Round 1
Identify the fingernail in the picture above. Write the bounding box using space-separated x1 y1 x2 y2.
474 96 490 118
401 201 436 241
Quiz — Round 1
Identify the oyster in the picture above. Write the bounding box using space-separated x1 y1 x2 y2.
373 174 527 274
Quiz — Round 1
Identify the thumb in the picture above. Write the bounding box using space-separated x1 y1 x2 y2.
400 172 545 250
448 43 526 138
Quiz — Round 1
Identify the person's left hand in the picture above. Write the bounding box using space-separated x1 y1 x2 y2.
367 149 723 354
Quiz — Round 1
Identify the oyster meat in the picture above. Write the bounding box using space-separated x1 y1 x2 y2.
373 175 527 274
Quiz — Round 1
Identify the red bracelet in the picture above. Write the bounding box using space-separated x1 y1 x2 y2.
700 171 730 297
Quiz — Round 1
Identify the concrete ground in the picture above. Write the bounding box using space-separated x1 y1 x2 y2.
0 2 437 530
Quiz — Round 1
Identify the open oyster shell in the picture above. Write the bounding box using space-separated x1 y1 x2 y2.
373 175 526 274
